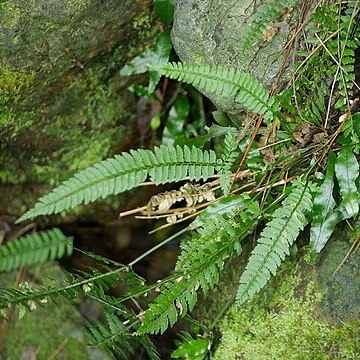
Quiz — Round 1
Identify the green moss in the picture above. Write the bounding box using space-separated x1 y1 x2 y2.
128 9 157 57
67 0 91 12
0 66 36 105
0 2 21 29
132 8 152 32
213 268 360 360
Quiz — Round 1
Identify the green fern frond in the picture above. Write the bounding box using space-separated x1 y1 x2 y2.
159 62 275 120
86 312 134 359
85 310 160 360
240 0 296 52
217 128 239 195
139 198 260 334
0 257 145 313
324 4 359 109
236 179 314 305
0 228 73 272
17 145 217 222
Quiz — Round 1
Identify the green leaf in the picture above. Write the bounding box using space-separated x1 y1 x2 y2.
171 338 209 359
310 152 342 254
162 97 190 145
0 229 73 272
17 145 218 222
120 31 171 93
150 112 161 130
159 62 274 120
335 146 359 218
154 0 174 25
353 113 360 138
212 110 233 127
193 194 255 227
236 179 314 305
140 200 260 334
218 128 239 195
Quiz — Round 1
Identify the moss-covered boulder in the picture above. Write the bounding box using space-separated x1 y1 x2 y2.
208 235 360 359
0 0 155 214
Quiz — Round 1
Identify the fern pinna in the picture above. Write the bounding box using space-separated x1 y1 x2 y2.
158 62 275 120
236 179 314 305
18 145 217 222
0 228 73 272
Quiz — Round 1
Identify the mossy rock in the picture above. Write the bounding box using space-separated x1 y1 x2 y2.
213 269 359 360
196 236 359 359
171 0 300 112
0 0 155 214
1 262 109 360
316 237 360 324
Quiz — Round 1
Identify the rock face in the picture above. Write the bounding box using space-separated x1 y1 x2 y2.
316 236 360 324
0 0 153 213
171 0 296 111
199 234 360 359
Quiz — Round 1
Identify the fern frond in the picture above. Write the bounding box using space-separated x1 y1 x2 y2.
236 179 314 305
0 228 73 272
139 197 260 334
217 128 239 195
17 145 217 222
240 0 296 52
159 62 275 120
85 310 160 360
86 312 134 359
0 257 146 313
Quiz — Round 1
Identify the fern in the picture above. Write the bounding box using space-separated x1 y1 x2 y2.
279 3 359 123
86 312 134 359
86 311 159 360
0 228 73 272
17 145 217 222
139 197 260 334
236 179 314 305
217 128 239 195
0 258 146 312
330 3 359 109
159 62 275 120
240 0 296 52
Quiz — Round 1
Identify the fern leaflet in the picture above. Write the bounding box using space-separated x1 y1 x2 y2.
159 62 275 120
240 0 296 52
236 179 314 305
18 145 217 222
0 228 73 272
217 128 239 195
